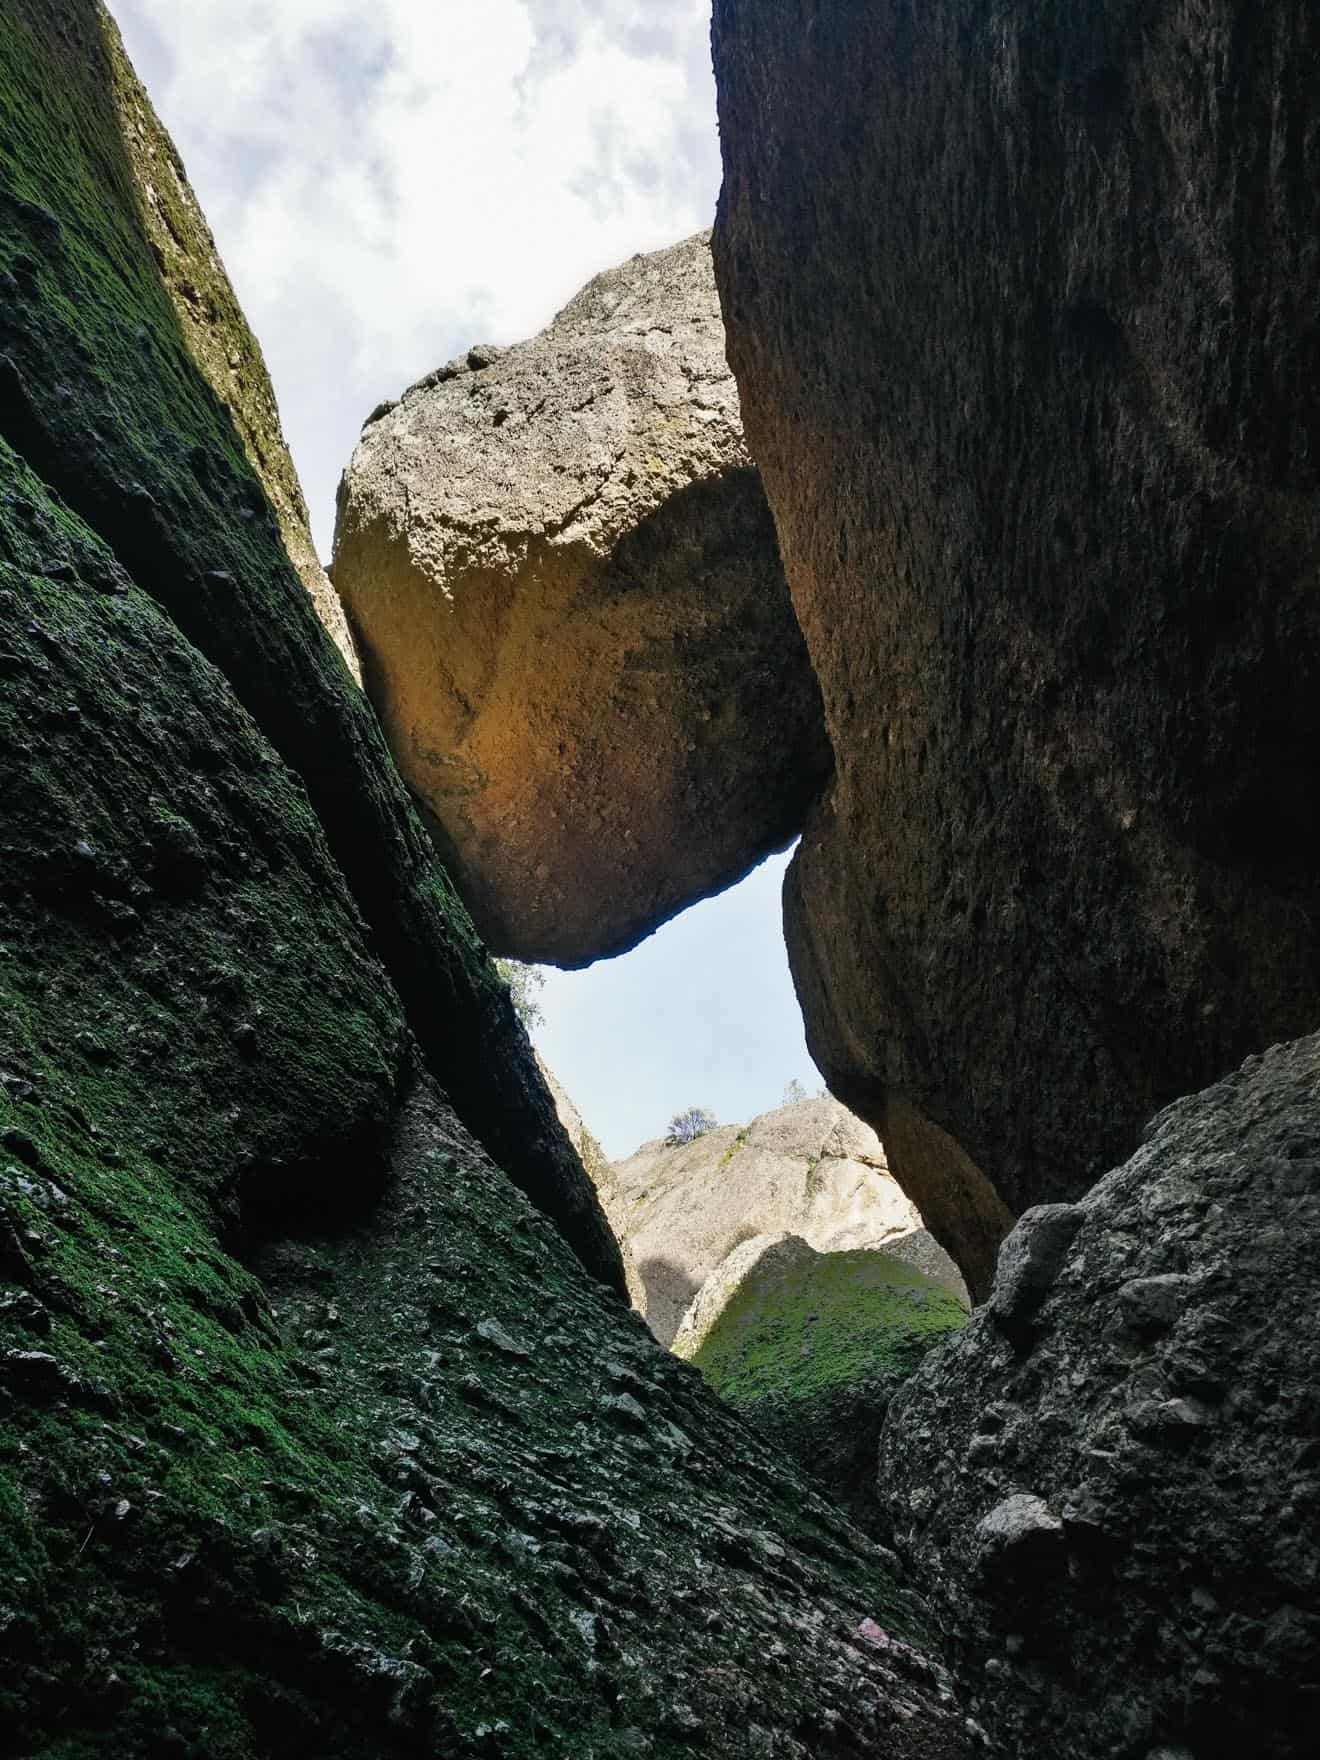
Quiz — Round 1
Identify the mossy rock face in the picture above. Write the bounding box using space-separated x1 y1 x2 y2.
0 479 967 1749
0 441 407 1218
0 0 620 1293
682 1239 968 1519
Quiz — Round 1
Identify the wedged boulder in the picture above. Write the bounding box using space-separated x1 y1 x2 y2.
676 1235 967 1521
333 234 831 965
877 1035 1320 1759
0 0 620 1293
603 1095 965 1347
712 0 1320 1298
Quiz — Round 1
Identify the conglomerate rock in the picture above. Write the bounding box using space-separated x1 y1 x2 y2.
878 1034 1320 1760
605 1096 964 1348
0 0 620 1293
711 0 1320 1299
333 233 831 965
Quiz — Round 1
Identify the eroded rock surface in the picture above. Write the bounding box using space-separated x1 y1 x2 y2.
0 0 619 1293
712 0 1320 1298
878 1034 1320 1759
605 1096 966 1347
333 234 831 965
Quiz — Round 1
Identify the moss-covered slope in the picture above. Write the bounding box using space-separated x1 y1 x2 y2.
683 1240 967 1519
0 0 621 1294
0 398 971 1758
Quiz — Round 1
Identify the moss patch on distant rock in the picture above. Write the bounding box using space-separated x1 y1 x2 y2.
682 1240 967 1519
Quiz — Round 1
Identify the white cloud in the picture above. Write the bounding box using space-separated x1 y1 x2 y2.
107 0 720 553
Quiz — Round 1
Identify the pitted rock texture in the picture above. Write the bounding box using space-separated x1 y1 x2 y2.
605 1096 966 1348
877 1035 1320 1760
712 0 1320 1299
0 0 620 1294
333 233 831 965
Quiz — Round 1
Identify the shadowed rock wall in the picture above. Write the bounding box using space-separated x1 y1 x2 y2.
879 1033 1320 1759
712 0 1320 1297
0 0 620 1294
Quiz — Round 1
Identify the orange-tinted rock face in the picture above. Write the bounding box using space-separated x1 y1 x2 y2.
333 234 830 966
712 0 1320 1296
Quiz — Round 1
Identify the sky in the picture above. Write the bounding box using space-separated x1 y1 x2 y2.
108 0 826 1159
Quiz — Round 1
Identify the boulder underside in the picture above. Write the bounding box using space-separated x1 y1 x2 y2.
333 234 831 966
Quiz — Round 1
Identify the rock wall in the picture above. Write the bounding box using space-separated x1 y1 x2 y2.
0 0 620 1295
605 1096 966 1347
333 234 831 965
711 0 1320 1299
0 7 982 1755
100 3 358 676
878 1033 1320 1760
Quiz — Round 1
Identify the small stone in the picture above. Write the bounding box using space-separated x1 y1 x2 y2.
1118 1275 1196 1333
990 1204 1086 1332
473 1317 530 1357
974 1493 1064 1575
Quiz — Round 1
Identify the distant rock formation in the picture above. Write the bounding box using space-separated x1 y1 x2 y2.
333 234 830 965
711 0 1320 1300
604 1096 967 1348
676 1234 967 1520
879 1032 1320 1759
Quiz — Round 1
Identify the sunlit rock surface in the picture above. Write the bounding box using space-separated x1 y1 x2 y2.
333 234 831 966
604 1096 966 1349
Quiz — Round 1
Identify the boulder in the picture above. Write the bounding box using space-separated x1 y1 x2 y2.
0 0 619 1293
877 1034 1320 1759
676 1234 967 1520
333 233 831 965
712 0 1320 1299
604 1095 966 1347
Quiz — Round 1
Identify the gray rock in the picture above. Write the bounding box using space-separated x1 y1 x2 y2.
989 1205 1086 1334
333 233 830 965
879 1034 1320 1758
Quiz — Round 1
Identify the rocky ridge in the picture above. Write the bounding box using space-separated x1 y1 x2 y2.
333 233 831 965
878 1033 1320 1759
603 1095 966 1349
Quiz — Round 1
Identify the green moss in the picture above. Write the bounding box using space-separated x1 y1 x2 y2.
682 1243 967 1519
0 0 622 1294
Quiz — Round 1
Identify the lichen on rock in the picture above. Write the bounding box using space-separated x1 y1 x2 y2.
678 1235 968 1522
